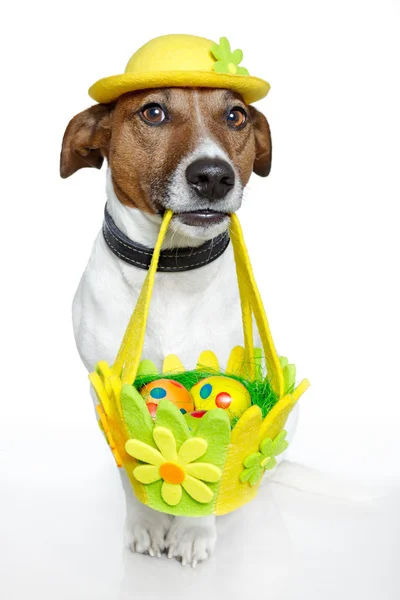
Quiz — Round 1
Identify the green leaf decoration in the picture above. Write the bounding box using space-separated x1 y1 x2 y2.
184 413 201 433
210 36 249 76
279 356 289 368
231 48 243 64
239 468 254 483
213 62 230 74
243 452 262 469
120 384 155 446
155 399 190 450
279 356 296 393
137 359 159 378
240 430 289 487
236 66 249 76
271 431 289 456
249 469 263 486
194 408 231 469
210 42 225 62
263 456 277 471
259 437 274 457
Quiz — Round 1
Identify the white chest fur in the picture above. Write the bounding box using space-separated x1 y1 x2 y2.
73 232 244 373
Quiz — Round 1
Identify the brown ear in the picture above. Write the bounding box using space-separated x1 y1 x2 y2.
249 106 272 177
60 104 113 178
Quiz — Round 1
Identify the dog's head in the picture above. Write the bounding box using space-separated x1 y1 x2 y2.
60 88 271 240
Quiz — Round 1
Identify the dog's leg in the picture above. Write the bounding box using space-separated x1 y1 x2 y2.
165 515 217 567
121 471 172 557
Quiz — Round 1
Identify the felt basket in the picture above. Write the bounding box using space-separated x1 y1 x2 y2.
90 211 309 516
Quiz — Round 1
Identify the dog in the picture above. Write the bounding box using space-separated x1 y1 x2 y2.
61 86 297 567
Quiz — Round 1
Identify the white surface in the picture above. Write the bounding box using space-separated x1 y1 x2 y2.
1 443 398 600
1 0 400 597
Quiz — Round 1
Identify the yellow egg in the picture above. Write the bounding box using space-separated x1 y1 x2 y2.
190 376 251 420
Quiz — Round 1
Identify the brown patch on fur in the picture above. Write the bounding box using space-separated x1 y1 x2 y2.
107 89 201 213
194 89 257 186
60 104 113 179
60 88 272 212
249 106 272 176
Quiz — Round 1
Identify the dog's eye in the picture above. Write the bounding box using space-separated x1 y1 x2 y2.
227 107 247 129
141 104 167 125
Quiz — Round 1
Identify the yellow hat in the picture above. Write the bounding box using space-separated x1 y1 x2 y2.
89 34 270 105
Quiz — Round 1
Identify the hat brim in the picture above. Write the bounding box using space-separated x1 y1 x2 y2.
89 71 270 105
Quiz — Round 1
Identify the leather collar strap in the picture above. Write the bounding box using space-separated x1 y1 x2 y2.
102 206 230 272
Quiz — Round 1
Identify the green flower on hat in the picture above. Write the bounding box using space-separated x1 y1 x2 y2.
211 37 249 76
240 430 289 486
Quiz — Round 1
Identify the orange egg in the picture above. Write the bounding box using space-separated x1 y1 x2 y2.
139 378 194 419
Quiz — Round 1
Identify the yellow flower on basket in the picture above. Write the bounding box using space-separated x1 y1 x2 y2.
125 426 222 507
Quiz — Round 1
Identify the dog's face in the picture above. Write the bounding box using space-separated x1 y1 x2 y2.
61 88 271 240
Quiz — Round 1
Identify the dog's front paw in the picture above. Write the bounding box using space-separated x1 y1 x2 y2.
125 511 171 558
166 516 217 567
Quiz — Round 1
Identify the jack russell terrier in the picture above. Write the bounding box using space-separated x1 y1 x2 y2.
60 87 297 567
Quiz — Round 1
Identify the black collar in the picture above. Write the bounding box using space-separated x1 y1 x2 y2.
102 206 230 272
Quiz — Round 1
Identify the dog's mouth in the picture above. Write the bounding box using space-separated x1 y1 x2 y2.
174 209 230 227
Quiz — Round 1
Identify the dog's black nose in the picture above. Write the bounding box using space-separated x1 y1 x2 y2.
185 158 235 201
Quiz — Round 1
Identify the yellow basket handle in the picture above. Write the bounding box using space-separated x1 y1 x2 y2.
230 214 284 397
113 210 173 384
112 210 284 397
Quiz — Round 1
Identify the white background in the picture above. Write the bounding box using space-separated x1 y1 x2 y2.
1 1 399 598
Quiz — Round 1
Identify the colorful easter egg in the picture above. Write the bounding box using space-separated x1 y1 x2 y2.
190 376 251 420
139 378 194 419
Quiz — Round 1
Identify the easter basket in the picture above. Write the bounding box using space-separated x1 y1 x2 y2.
89 211 309 516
